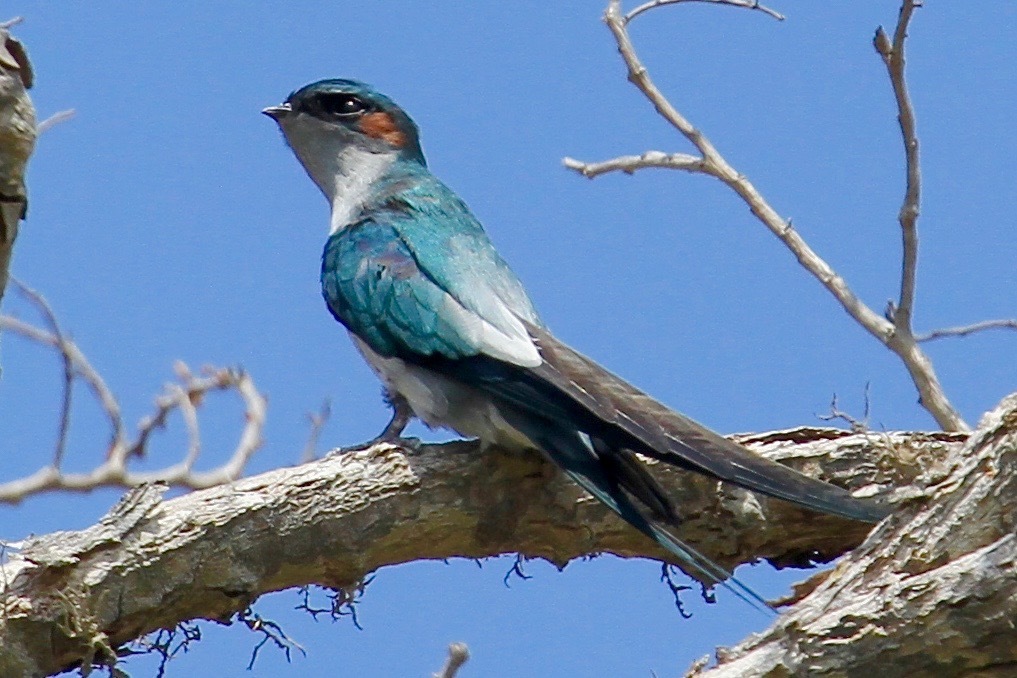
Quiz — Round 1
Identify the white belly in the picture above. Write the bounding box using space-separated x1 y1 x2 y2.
350 334 534 450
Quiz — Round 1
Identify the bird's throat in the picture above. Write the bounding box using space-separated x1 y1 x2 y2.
328 148 397 233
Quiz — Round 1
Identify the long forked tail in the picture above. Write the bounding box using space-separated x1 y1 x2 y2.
511 415 776 615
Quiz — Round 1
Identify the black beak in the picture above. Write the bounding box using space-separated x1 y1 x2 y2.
261 103 292 121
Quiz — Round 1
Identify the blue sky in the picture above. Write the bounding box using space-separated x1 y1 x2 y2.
2 1 1014 676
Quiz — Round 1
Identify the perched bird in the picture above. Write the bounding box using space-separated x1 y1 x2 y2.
263 79 888 611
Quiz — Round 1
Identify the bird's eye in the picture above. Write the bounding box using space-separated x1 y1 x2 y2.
317 93 369 117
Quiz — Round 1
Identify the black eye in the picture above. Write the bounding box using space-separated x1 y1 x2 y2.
317 93 368 117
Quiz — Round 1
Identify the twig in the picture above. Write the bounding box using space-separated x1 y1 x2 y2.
625 0 784 24
433 643 470 678
0 315 125 451
660 563 694 618
37 109 75 135
562 151 707 177
0 300 268 502
300 399 331 463
236 608 305 670
11 280 74 467
916 319 1017 343
874 0 921 334
565 0 969 431
816 383 871 433
294 579 373 629
503 553 533 587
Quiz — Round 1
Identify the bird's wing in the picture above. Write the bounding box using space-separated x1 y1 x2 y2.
432 323 888 524
321 212 540 367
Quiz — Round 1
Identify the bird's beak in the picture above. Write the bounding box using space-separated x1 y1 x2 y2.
261 103 292 121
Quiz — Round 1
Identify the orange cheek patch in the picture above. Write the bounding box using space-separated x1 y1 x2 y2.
358 112 406 147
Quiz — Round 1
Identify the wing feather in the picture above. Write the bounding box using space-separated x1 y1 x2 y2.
322 216 540 367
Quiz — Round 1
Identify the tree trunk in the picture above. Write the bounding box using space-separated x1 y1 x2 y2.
0 22 35 309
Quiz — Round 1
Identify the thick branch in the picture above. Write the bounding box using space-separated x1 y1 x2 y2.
689 394 1017 677
0 20 35 309
0 426 959 676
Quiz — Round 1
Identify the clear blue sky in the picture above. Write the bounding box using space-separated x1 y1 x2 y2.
2 2 1014 676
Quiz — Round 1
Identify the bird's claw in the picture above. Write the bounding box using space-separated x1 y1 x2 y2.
330 391 417 455
332 434 421 456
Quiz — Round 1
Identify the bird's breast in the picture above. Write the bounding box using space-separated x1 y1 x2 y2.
349 333 533 450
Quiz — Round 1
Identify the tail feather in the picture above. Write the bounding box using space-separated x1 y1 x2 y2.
421 327 887 523
507 413 775 615
526 326 889 523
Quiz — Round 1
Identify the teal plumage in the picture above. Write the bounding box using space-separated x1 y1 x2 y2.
321 169 540 362
266 79 889 613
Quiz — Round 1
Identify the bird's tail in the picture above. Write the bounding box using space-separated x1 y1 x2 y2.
509 415 775 615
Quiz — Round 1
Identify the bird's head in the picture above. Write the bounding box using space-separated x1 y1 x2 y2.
263 79 425 202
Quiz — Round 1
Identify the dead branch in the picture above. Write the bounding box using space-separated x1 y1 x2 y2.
0 423 963 676
563 0 976 432
0 19 36 309
300 399 332 463
687 394 1017 677
916 318 1017 343
874 1 921 335
624 0 784 24
433 643 470 678
0 303 267 503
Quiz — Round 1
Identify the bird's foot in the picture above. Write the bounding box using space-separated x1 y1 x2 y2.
333 434 421 456
331 392 418 455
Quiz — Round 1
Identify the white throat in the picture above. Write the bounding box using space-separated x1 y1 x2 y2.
329 148 397 234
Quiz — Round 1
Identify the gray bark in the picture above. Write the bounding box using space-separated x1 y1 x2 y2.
689 396 1017 677
0 22 35 309
0 419 975 677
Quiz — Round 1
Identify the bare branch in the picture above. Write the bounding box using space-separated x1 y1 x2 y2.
433 643 470 678
916 318 1017 343
565 0 969 431
0 309 267 502
874 1 921 335
2 423 956 676
625 0 784 24
816 384 871 433
10 280 75 467
236 608 305 670
562 151 709 178
300 399 332 463
36 109 75 135
0 314 125 449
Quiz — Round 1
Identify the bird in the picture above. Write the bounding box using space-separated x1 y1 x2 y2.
263 78 889 612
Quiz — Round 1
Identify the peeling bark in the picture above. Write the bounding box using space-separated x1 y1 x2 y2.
0 21 35 308
0 424 966 676
689 396 1017 678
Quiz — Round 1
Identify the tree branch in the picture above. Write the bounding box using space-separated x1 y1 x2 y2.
624 0 784 24
916 318 1017 343
564 0 971 432
0 19 35 310
1 425 960 676
0 309 267 502
563 151 708 178
433 642 470 678
874 0 921 336
688 393 1017 677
